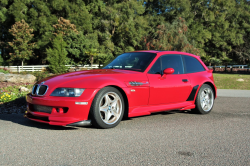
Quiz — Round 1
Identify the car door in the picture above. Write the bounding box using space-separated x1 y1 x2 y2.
147 54 192 105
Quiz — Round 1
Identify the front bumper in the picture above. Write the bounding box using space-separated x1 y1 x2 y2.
25 88 99 126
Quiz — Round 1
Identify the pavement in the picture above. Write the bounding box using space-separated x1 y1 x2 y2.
0 89 249 165
217 89 250 97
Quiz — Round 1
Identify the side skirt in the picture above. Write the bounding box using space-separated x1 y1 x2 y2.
128 101 195 118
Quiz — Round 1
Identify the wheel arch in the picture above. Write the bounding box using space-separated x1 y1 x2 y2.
191 82 215 114
88 85 129 120
192 81 216 103
108 85 129 119
203 82 216 99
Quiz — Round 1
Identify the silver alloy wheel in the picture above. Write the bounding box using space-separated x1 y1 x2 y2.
200 88 214 112
99 92 122 125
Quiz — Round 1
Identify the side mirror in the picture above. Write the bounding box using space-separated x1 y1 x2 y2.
163 68 174 75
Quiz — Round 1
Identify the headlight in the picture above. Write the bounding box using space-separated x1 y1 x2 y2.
50 88 85 97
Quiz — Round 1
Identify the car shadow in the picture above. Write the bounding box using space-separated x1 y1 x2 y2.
0 113 79 130
123 109 197 121
1 95 197 130
0 96 90 130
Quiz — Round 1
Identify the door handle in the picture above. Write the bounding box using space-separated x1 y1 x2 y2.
182 79 188 82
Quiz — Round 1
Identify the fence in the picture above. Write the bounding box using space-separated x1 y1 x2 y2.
0 64 102 72
207 65 250 74
207 65 249 69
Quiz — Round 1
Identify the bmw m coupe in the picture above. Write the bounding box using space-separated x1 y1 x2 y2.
25 51 216 128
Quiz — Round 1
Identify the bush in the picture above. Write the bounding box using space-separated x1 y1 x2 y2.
0 68 10 74
0 93 13 103
0 84 33 104
32 71 52 82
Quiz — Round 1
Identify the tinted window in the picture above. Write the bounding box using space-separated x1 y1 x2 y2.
148 58 161 74
103 52 156 72
183 55 205 73
161 55 184 74
148 54 184 75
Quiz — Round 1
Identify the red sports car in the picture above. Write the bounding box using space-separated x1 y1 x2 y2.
25 51 216 129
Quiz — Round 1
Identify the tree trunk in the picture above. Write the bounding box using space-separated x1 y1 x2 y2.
91 56 93 69
224 64 227 73
21 60 24 73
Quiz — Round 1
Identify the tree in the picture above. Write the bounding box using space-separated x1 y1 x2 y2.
229 0 250 64
63 31 102 66
85 48 99 69
96 0 149 56
144 0 250 67
53 17 78 36
53 17 101 66
1 0 250 69
46 34 68 74
142 18 200 55
8 19 36 70
63 31 87 65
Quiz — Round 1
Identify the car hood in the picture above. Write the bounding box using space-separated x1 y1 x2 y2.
36 69 146 90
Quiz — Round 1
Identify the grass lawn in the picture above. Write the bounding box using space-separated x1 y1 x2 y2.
213 73 250 90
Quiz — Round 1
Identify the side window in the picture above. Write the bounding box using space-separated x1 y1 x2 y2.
148 58 161 74
161 55 184 74
183 55 205 73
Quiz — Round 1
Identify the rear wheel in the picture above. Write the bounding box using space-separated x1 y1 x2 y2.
90 87 124 129
192 84 214 114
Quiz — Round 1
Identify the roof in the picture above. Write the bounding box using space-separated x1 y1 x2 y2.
129 50 199 58
132 50 196 55
130 50 161 53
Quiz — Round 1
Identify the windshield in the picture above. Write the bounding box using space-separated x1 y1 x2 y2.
103 52 156 72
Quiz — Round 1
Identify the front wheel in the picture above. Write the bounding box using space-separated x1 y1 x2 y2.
192 84 214 114
90 87 124 129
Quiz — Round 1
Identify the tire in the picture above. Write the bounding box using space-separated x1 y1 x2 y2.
90 87 125 129
192 84 214 114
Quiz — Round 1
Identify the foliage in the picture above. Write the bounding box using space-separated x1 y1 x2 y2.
53 17 78 36
0 0 250 70
0 68 10 74
85 48 99 69
96 53 114 67
201 55 222 66
46 34 68 74
142 18 200 55
0 84 33 104
144 0 249 65
33 72 52 82
95 0 149 55
8 19 36 67
63 31 87 65
0 93 13 103
63 31 102 66
0 54 3 65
